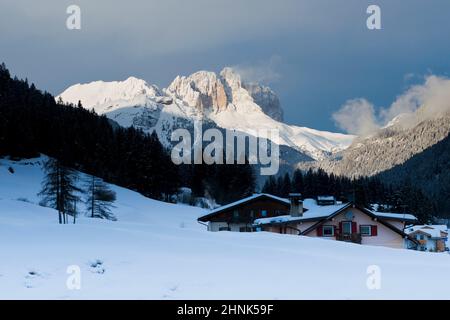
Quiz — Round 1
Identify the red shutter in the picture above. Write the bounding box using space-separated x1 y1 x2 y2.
338 222 343 235
352 222 357 233
317 226 323 237
371 225 378 236
333 226 337 237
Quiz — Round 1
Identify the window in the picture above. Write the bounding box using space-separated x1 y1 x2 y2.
239 226 252 232
416 234 426 240
342 221 352 235
261 210 268 217
322 225 334 237
360 225 372 236
233 210 239 219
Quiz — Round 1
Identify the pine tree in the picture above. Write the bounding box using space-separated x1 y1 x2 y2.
353 181 370 208
38 158 81 224
275 176 284 197
291 169 304 194
85 174 117 220
280 173 292 197
262 176 277 194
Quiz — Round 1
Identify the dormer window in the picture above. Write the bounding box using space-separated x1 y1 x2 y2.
416 234 426 240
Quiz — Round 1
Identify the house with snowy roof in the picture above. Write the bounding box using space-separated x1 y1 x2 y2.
405 225 448 252
197 193 419 249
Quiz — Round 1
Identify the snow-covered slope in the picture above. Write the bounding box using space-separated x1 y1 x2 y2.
1 157 450 299
58 77 164 115
306 113 450 178
57 68 354 160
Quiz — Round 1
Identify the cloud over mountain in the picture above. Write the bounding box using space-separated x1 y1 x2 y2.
333 75 450 135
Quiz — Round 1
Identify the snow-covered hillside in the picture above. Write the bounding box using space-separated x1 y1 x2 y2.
57 68 354 160
1 157 450 299
307 113 450 178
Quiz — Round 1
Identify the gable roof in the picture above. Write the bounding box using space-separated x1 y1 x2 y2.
406 225 448 238
197 193 290 222
299 204 418 243
254 201 417 227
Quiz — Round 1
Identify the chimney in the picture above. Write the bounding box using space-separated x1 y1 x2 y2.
289 193 303 217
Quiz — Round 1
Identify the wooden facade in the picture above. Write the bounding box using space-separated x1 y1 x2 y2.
204 198 289 224
198 194 291 232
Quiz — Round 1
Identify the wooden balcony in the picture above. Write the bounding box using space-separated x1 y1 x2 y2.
336 233 362 244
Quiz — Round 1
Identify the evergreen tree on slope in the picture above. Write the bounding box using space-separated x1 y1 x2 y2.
85 174 117 221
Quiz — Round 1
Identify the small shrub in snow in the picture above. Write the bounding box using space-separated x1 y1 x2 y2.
89 259 105 274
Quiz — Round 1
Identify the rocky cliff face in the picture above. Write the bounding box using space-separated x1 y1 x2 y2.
57 68 354 162
167 71 228 114
243 82 283 121
166 67 283 121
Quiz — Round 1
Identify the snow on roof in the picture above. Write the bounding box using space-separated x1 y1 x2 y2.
254 200 349 225
199 193 418 224
371 211 417 222
198 193 290 220
405 225 448 238
254 201 418 226
254 215 303 226
317 195 335 201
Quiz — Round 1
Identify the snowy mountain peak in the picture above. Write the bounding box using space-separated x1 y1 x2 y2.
219 67 242 91
166 67 281 119
58 77 162 114
167 70 228 113
57 69 355 161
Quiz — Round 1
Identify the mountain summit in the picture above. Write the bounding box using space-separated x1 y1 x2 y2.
57 68 354 161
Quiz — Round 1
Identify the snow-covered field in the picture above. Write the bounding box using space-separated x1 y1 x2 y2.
1 157 450 300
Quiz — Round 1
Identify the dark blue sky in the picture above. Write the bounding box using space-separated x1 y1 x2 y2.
1 0 449 131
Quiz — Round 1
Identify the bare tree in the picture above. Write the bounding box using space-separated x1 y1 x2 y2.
38 158 81 224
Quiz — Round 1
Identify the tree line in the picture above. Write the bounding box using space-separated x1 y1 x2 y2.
0 63 256 207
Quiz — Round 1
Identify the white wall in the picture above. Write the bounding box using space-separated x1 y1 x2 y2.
294 208 406 249
413 233 438 251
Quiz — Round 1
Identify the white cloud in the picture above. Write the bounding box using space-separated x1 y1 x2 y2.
333 75 450 135
231 56 282 85
332 98 380 136
381 75 450 125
